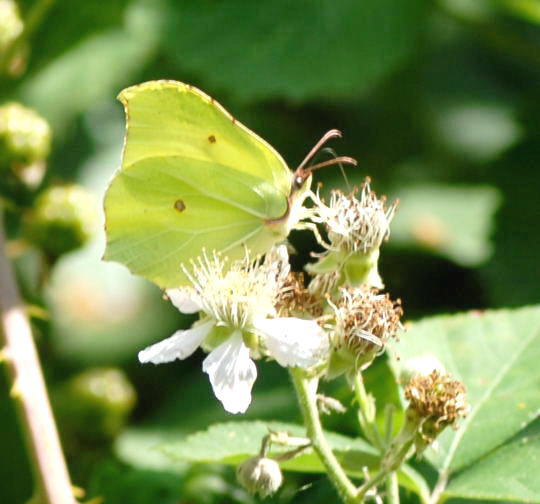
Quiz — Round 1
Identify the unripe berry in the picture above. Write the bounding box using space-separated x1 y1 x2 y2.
0 102 51 166
23 184 97 259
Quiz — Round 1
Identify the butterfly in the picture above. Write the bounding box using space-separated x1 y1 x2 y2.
104 80 355 288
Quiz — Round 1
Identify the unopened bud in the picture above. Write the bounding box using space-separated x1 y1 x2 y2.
0 102 51 166
237 456 283 498
23 184 97 259
0 0 23 51
53 367 136 440
317 394 346 414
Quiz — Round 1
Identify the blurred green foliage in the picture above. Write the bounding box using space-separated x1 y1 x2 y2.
1 0 540 502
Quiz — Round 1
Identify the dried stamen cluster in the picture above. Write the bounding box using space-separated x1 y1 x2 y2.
313 178 398 254
275 272 324 318
405 370 469 430
333 286 403 355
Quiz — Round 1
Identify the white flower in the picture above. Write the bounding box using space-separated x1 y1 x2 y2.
138 246 329 414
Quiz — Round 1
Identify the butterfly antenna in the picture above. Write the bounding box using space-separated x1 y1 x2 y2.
305 156 357 174
319 147 351 190
296 129 343 174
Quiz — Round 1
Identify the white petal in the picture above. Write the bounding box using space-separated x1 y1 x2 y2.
254 318 330 368
202 331 257 414
138 320 213 364
166 288 202 313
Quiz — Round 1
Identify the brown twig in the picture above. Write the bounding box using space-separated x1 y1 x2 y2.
0 209 75 504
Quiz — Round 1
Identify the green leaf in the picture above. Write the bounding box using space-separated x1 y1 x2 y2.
163 0 427 102
390 306 540 502
391 184 501 267
159 420 378 475
445 419 540 502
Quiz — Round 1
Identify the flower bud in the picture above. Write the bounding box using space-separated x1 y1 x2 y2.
0 0 23 52
0 102 51 167
327 286 403 378
53 368 136 441
236 456 283 498
23 184 97 259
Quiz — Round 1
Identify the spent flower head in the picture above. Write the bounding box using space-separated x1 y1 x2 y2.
327 286 403 377
138 246 329 414
275 271 324 318
313 178 397 255
405 370 469 429
306 179 397 288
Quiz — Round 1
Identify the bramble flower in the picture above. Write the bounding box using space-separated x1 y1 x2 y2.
326 286 403 378
307 178 397 288
138 246 329 414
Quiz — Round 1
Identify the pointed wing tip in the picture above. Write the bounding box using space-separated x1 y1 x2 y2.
117 80 194 103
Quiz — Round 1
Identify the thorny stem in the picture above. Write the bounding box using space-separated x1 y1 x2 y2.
290 368 358 504
0 210 75 504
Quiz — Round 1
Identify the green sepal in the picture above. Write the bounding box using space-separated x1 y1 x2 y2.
307 248 383 289
326 346 377 380
305 249 347 275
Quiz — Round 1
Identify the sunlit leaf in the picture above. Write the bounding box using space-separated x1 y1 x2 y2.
445 419 540 502
159 420 378 475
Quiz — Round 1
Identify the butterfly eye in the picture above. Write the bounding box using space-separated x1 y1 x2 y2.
293 176 305 190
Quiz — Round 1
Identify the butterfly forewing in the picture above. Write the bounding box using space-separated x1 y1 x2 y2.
104 81 293 288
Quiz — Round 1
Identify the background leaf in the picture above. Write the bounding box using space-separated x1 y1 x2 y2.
391 184 501 266
162 0 427 102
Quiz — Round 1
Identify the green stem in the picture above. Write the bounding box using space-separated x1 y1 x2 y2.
354 372 383 450
356 469 387 500
386 472 400 504
0 209 74 504
429 470 449 504
290 368 358 504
